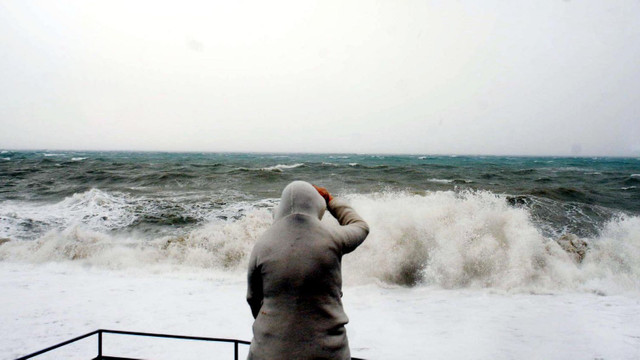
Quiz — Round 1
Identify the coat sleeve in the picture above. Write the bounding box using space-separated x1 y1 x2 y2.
246 249 263 319
328 197 370 254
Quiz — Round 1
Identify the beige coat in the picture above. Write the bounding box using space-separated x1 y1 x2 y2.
247 181 369 360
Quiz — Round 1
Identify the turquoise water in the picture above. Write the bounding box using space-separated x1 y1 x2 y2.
2 150 640 289
1 150 639 240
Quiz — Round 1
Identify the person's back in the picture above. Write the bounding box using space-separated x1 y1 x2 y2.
247 181 369 360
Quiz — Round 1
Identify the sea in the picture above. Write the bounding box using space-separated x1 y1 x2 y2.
1 150 639 291
2 150 640 359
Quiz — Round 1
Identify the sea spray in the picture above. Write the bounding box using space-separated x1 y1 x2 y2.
581 215 640 292
341 191 580 289
165 209 272 270
0 209 273 272
2 190 639 293
0 188 262 240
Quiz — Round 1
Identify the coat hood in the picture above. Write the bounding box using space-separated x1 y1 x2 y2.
273 181 326 221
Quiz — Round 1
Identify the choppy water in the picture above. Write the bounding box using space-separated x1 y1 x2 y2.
1 151 639 291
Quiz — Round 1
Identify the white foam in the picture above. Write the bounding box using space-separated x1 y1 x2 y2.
0 189 137 240
339 191 584 290
1 190 639 293
0 189 252 241
427 178 453 184
71 157 87 161
3 262 639 359
260 163 304 171
0 208 273 273
581 215 640 293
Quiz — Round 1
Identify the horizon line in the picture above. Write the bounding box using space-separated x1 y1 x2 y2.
2 147 639 159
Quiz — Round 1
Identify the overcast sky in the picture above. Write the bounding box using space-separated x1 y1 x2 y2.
1 0 639 156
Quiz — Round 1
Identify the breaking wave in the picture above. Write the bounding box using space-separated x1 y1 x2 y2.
342 192 640 293
0 190 639 293
0 188 267 240
260 163 305 171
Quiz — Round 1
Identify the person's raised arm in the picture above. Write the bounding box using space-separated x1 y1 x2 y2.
328 197 369 253
314 185 369 254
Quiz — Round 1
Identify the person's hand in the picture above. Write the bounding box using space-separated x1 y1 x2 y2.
312 184 333 204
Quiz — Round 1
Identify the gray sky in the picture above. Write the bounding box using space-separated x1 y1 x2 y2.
1 0 639 156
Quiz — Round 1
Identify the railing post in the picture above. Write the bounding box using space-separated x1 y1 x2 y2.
234 341 239 360
98 330 102 359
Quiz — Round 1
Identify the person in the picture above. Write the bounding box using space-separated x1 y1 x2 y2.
246 181 370 360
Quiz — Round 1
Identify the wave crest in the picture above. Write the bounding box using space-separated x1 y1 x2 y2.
260 163 305 171
1 190 639 292
342 191 579 289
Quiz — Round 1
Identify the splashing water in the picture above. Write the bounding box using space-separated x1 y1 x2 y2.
1 189 639 293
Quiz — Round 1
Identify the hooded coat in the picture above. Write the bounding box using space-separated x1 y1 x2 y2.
247 181 370 360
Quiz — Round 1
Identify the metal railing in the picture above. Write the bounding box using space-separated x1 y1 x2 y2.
14 329 251 360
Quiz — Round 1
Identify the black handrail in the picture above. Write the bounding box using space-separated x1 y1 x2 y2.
101 329 252 345
14 329 250 360
15 330 100 360
15 329 365 360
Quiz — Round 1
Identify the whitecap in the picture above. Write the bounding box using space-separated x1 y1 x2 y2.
71 157 87 161
261 163 304 171
341 191 640 291
2 190 639 293
427 178 453 184
43 153 64 157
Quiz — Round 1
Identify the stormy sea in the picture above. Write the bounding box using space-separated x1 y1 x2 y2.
1 151 639 359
